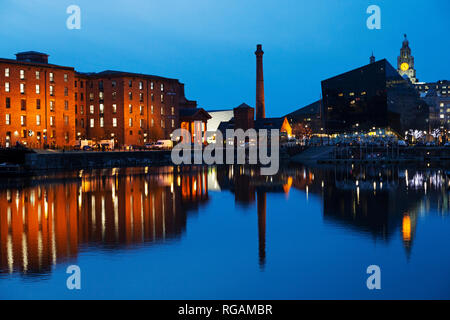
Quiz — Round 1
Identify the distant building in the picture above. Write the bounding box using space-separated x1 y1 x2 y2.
205 110 234 132
415 80 450 130
284 100 322 133
397 34 418 83
321 59 429 135
217 103 292 141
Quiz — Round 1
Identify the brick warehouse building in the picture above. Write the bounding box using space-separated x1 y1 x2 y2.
0 51 199 149
0 52 77 148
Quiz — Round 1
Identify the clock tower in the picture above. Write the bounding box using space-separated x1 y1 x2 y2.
397 34 418 83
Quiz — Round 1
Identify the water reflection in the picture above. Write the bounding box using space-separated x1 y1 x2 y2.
0 164 449 277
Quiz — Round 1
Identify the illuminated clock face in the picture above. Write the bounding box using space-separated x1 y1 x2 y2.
400 62 410 71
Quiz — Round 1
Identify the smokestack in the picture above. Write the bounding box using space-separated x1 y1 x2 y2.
255 44 265 119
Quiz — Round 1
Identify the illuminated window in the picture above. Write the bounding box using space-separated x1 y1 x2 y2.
90 105 94 114
64 74 68 82
140 105 143 115
338 93 343 97
5 68 9 77
50 116 55 126
99 104 104 114
5 82 9 92
161 119 165 128
171 107 175 115
20 70 25 80
150 82 154 90
90 118 94 128
151 105 154 114
100 117 104 127
36 115 41 126
161 106 164 115
161 94 164 103
49 85 54 96
20 83 25 94
49 72 54 82
5 114 10 125
161 84 164 91
172 119 175 128
349 92 355 96
112 104 117 114
129 118 132 127
36 71 40 80
50 100 55 111
139 81 143 90
129 104 132 114
36 84 40 94
112 118 117 127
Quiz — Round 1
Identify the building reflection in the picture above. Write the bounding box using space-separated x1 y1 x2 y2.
0 167 209 276
215 164 450 266
1 164 449 276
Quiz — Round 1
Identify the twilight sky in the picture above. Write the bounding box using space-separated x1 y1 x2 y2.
0 0 449 117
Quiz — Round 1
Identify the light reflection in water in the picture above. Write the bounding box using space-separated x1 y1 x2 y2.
0 164 449 278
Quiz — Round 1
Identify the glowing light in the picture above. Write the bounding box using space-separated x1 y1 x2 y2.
402 215 411 241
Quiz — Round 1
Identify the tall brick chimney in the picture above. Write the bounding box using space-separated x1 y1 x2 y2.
255 44 265 119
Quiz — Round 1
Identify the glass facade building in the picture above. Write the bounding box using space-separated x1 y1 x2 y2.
321 59 429 135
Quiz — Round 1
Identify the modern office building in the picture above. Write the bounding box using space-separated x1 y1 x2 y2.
321 59 429 135
0 51 200 149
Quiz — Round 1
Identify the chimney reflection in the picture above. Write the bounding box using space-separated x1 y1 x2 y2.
0 167 209 276
257 191 267 269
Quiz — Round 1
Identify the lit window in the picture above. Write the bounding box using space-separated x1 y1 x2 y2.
100 117 104 127
50 100 55 111
36 71 40 80
64 74 68 82
161 119 164 128
171 107 175 115
20 70 25 80
150 82 154 90
99 91 104 99
49 72 54 82
5 68 9 77
50 116 55 126
5 82 9 92
49 85 54 96
90 105 94 114
161 106 164 115
172 119 175 128
21 115 26 126
139 81 143 90
129 104 133 113
112 104 117 113
20 83 25 94
161 94 164 103
151 105 154 114
36 115 41 126
161 84 164 91
140 105 144 115
5 114 10 125
129 118 133 127
99 104 104 114
36 84 40 94
90 119 94 128
112 118 117 127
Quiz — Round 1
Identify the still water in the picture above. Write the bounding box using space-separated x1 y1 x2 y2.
0 165 449 299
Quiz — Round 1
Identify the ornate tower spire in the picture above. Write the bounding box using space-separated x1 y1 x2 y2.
397 34 417 83
255 44 265 120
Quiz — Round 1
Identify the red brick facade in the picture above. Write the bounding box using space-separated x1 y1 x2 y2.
0 52 197 149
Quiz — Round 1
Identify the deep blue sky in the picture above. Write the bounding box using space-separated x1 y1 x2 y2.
1 0 449 117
